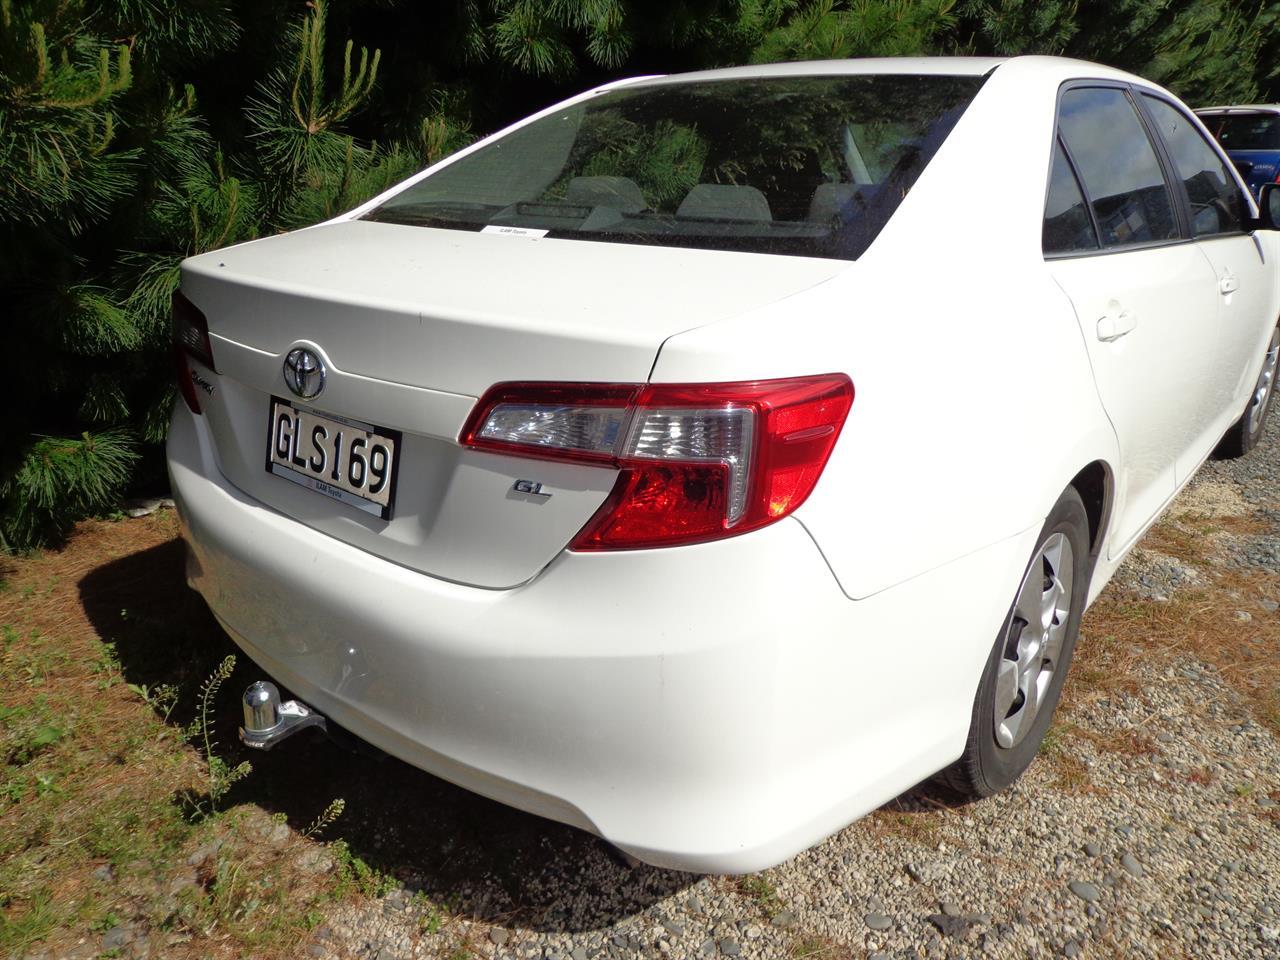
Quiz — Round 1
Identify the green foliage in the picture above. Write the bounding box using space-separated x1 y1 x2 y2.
957 0 1279 104
0 697 69 765
302 797 346 838
328 838 398 898
574 112 709 209
0 3 135 229
93 0 241 63
0 889 58 955
0 430 138 551
477 0 639 76
734 0 959 63
127 680 179 720
183 654 251 818
248 0 380 178
957 0 1079 55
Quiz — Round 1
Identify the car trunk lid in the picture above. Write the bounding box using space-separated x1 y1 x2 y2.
179 219 846 588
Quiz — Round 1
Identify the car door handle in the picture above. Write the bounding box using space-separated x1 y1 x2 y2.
1219 271 1239 295
1096 308 1137 342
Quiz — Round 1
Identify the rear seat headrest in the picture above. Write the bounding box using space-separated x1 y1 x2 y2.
565 176 647 213
676 184 772 222
809 183 865 223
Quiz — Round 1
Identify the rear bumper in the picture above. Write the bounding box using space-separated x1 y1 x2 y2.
168 406 1031 872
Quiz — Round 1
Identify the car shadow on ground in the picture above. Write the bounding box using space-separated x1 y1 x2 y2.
79 537 698 931
80 536 960 933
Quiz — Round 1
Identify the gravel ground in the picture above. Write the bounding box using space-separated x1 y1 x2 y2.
309 424 1280 960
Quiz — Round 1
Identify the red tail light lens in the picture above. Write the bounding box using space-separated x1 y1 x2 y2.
172 290 215 414
461 374 854 549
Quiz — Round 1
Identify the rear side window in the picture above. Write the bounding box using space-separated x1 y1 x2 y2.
1143 95 1244 237
1056 87 1178 248
1043 140 1098 255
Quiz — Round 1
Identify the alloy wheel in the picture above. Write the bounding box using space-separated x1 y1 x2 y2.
1247 326 1280 436
993 532 1074 749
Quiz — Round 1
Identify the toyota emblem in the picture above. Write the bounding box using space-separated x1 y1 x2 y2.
283 347 326 399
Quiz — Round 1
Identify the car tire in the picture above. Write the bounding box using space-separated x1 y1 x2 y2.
1215 321 1280 459
937 486 1091 799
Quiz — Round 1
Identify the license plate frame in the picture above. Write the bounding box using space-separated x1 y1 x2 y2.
264 397 401 521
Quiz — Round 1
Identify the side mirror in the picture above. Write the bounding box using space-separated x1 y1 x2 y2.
1258 182 1280 230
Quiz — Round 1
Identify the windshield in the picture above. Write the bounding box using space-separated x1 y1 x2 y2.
364 74 986 261
1206 113 1280 151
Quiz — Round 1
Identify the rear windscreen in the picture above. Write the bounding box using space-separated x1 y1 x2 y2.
364 74 986 261
1206 113 1280 151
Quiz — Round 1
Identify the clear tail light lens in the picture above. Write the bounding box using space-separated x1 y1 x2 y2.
464 383 638 463
172 290 216 414
461 374 853 550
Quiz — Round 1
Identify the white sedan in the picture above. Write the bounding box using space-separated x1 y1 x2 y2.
167 56 1280 873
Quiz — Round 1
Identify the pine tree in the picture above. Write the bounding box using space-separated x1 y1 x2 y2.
0 0 408 549
1 0 142 549
721 0 960 63
958 0 1278 104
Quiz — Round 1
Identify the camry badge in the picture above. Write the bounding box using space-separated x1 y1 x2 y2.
283 347 326 400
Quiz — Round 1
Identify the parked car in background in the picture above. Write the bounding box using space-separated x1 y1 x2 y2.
168 56 1280 873
1197 105 1280 198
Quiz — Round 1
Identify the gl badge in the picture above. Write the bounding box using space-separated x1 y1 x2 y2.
513 479 551 498
283 347 326 400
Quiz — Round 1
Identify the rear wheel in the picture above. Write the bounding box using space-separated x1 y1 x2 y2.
938 487 1090 798
1216 322 1280 459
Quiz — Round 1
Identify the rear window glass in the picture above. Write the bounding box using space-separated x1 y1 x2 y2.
364 75 986 261
1207 113 1280 151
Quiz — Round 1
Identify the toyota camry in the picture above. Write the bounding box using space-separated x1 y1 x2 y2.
167 56 1280 872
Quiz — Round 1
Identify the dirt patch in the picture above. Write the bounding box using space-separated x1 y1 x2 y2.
1169 480 1253 520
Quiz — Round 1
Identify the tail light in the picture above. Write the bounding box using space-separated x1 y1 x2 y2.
461 374 854 550
172 290 215 414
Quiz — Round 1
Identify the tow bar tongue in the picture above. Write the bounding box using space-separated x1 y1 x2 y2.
239 680 327 750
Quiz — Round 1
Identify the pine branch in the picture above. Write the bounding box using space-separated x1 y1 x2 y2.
14 26 132 109
1 428 139 549
283 0 381 136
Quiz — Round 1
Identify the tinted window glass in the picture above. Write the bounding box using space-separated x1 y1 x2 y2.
1043 140 1098 254
1209 113 1280 151
1144 96 1244 237
1057 88 1178 248
364 75 985 261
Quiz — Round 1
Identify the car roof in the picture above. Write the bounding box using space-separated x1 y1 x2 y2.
635 56 1008 84
1196 105 1280 115
613 55 1161 92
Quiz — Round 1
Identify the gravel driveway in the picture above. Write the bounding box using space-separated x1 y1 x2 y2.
310 426 1280 960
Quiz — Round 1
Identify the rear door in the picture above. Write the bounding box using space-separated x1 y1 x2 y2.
1140 93 1274 454
1044 85 1220 556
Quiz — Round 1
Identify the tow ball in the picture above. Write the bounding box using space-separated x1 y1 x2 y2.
239 680 327 750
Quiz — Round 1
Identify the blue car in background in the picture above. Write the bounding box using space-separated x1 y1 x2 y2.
1196 105 1280 198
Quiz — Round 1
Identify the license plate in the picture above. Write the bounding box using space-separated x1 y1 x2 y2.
265 398 400 520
